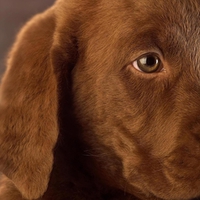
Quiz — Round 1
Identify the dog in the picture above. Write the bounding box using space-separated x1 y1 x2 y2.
1 0 200 199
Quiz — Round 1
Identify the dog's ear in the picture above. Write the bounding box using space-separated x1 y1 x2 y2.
0 4 78 199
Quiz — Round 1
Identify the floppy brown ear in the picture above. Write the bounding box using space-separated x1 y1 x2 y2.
0 7 68 199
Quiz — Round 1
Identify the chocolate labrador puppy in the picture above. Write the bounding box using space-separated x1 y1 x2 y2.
0 0 200 199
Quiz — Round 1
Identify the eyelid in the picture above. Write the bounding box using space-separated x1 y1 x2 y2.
133 51 162 61
131 47 164 60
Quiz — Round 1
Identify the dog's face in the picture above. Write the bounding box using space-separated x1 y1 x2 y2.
71 0 200 199
1 0 200 200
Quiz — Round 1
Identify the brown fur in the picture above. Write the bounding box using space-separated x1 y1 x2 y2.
0 0 200 199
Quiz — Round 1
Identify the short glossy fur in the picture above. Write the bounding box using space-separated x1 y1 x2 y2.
0 0 200 199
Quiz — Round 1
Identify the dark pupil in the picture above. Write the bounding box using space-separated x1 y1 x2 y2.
144 56 157 66
138 55 160 73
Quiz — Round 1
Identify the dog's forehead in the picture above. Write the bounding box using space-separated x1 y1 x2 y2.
131 1 200 57
98 0 200 70
95 1 200 55
78 0 200 72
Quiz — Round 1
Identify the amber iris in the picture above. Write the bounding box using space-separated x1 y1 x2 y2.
137 55 161 73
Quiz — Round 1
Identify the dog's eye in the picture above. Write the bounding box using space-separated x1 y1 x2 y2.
132 54 162 73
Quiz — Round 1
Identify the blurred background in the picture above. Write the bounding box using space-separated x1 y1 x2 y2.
0 0 55 76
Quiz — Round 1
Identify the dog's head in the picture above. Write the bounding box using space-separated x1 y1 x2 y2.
1 0 200 199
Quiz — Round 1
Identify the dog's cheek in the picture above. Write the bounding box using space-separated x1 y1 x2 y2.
72 59 200 199
72 68 149 191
